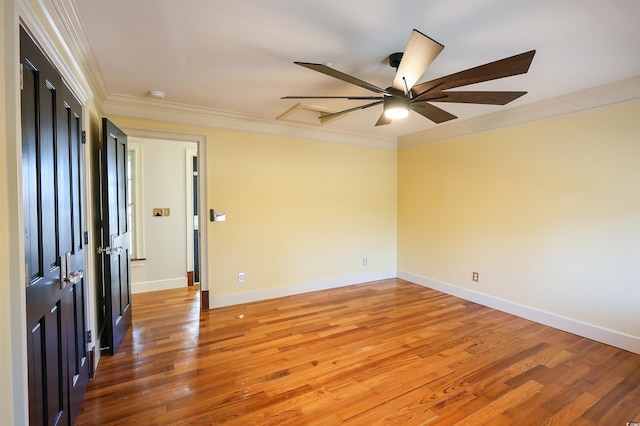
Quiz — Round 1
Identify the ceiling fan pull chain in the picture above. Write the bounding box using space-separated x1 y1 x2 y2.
402 76 411 98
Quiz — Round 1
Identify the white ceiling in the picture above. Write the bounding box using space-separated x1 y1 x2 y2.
71 0 640 140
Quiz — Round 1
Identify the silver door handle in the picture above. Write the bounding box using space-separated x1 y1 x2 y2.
97 246 123 255
65 269 84 285
60 252 84 288
97 233 124 255
97 245 111 255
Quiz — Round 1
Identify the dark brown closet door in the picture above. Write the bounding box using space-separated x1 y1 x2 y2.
21 26 89 426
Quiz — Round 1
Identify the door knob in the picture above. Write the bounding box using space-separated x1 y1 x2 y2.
97 245 112 255
60 252 84 288
97 233 125 255
96 246 124 255
65 269 84 285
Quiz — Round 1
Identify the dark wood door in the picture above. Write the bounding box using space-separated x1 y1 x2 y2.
21 27 89 425
98 118 132 355
193 155 200 283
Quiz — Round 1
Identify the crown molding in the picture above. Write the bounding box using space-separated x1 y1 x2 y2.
17 0 92 103
24 0 640 152
48 0 110 102
399 75 640 148
20 0 396 149
18 0 395 149
102 94 398 149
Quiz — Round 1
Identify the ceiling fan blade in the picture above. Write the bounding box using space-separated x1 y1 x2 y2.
411 102 457 124
375 113 392 126
392 29 444 93
318 100 383 124
282 95 384 100
412 50 536 101
426 91 528 105
295 62 389 94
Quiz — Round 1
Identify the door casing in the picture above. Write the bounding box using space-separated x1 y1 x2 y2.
121 128 209 308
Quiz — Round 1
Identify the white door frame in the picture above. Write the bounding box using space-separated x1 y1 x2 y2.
120 128 209 299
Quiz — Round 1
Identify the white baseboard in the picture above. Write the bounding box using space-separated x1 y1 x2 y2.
397 270 640 355
132 277 188 294
210 270 397 308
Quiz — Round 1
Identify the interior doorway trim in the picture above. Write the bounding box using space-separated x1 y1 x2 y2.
119 127 209 305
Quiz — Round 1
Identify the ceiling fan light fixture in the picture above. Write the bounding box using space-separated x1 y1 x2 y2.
383 97 410 119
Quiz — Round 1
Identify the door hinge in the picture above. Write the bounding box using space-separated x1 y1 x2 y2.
84 231 89 245
25 262 29 288
87 330 92 343
82 130 87 144
20 63 23 91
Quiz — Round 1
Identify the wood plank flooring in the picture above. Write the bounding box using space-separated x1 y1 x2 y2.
75 279 640 425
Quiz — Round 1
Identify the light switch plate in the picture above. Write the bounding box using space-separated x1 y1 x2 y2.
164 208 170 216
153 208 163 217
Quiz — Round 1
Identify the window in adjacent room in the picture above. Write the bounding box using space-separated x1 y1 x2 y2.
127 143 145 260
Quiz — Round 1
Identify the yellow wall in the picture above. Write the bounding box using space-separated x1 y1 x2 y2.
0 0 14 420
398 101 640 338
111 117 398 298
2 0 29 422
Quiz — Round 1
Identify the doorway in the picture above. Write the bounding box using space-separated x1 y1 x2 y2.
121 130 209 308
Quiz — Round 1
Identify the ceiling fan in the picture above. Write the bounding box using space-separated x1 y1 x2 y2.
282 29 536 126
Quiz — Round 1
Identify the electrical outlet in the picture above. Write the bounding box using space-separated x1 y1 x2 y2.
363 257 368 266
472 272 479 282
238 272 245 283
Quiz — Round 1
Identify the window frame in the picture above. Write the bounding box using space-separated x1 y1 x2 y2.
127 143 145 260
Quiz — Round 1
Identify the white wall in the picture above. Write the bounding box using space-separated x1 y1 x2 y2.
129 137 198 293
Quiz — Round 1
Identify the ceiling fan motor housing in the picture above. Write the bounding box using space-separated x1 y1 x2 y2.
389 52 404 69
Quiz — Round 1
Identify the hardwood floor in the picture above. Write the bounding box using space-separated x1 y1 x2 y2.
76 279 640 425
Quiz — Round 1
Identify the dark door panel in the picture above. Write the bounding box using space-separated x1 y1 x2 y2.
99 118 132 355
21 26 88 426
193 155 200 283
